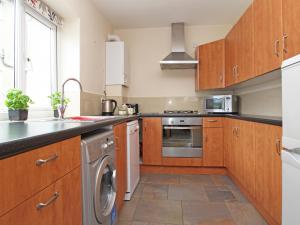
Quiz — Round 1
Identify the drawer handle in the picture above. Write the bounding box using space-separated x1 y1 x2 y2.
36 192 59 210
36 154 58 166
207 120 218 122
276 139 281 156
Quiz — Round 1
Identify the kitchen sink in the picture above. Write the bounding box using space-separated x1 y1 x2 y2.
30 116 118 123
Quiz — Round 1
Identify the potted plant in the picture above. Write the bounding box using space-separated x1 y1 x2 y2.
48 92 70 118
4 89 33 121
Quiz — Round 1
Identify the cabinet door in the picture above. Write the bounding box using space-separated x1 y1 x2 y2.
253 0 283 76
114 123 127 211
203 127 224 167
197 39 225 90
225 26 238 86
142 118 162 165
237 4 254 83
255 123 282 225
238 120 255 197
0 167 82 225
283 0 300 59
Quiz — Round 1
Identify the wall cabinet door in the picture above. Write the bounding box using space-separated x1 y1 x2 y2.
203 127 224 167
114 123 127 212
253 0 283 76
283 0 300 59
197 39 225 90
237 4 254 83
225 26 238 86
142 118 162 165
255 123 282 225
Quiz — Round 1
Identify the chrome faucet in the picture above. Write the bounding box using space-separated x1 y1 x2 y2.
59 78 83 119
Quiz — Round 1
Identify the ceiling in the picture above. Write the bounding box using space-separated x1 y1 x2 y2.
93 0 252 29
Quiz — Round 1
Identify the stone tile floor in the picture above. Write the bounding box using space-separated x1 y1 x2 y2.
117 174 268 225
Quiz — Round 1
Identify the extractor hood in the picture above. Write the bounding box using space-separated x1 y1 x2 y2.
160 23 198 70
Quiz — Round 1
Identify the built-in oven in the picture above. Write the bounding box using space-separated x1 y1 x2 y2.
162 117 203 158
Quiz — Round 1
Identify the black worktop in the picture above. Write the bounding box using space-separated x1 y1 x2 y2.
0 113 281 160
0 116 138 160
141 113 282 126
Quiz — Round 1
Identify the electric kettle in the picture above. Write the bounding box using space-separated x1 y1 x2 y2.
102 99 117 116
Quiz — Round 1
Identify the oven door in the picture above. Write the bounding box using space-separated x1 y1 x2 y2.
204 96 226 113
162 125 203 158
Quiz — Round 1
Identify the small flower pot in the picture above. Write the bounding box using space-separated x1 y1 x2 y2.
54 109 59 118
8 109 28 121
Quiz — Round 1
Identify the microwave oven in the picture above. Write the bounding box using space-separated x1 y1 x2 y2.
203 95 239 113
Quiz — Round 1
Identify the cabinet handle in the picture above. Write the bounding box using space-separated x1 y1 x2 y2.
274 40 280 57
36 154 58 166
283 34 288 53
36 192 59 210
219 75 223 83
207 119 218 122
276 139 281 156
232 66 236 78
115 137 120 148
236 65 239 78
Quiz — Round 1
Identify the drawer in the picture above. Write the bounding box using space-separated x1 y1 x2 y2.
203 118 223 128
0 136 81 216
0 167 82 225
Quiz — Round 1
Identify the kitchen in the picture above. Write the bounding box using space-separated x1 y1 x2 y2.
0 0 299 225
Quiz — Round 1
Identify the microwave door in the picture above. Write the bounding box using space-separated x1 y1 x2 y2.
206 97 225 113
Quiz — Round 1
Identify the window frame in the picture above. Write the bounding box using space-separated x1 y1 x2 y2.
22 5 58 111
0 0 58 117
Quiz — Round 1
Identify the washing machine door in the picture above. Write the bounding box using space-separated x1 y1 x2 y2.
94 155 117 223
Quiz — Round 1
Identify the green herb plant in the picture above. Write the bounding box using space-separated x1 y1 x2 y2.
4 89 33 110
48 92 70 110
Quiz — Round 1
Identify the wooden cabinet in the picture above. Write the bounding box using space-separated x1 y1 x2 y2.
253 0 283 76
255 123 282 225
225 4 254 86
196 39 225 90
225 119 255 197
283 0 300 59
114 123 127 212
237 5 254 82
0 137 82 225
0 168 82 225
203 127 224 167
225 25 239 86
142 118 162 165
203 118 224 167
0 137 81 217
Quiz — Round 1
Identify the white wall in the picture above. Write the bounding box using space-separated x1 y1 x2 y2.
114 24 232 97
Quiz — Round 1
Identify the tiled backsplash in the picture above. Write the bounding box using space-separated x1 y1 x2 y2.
124 96 204 113
80 92 103 116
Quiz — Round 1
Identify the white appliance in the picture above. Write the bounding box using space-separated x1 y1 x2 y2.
125 120 140 200
281 54 300 225
106 41 129 87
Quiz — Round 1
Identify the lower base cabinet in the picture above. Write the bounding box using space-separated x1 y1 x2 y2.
225 118 282 225
255 123 282 225
114 123 127 212
0 167 82 225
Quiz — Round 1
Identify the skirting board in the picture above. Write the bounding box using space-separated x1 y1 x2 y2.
140 165 227 175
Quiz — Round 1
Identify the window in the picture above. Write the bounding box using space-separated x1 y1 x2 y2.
0 0 58 114
24 9 57 109
0 0 15 111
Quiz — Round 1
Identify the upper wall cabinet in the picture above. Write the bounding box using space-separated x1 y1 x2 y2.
196 39 225 90
283 0 300 59
225 5 254 86
253 0 283 76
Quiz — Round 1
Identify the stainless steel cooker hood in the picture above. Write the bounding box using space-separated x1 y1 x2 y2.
160 23 198 70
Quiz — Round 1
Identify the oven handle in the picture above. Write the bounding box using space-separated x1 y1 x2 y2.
163 126 201 130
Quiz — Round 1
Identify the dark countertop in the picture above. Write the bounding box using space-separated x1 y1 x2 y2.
141 113 282 126
0 116 138 160
0 112 281 160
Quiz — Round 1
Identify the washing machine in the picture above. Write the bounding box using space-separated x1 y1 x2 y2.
81 128 117 225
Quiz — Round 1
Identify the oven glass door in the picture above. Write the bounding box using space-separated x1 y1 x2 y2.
162 126 202 158
205 97 225 112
